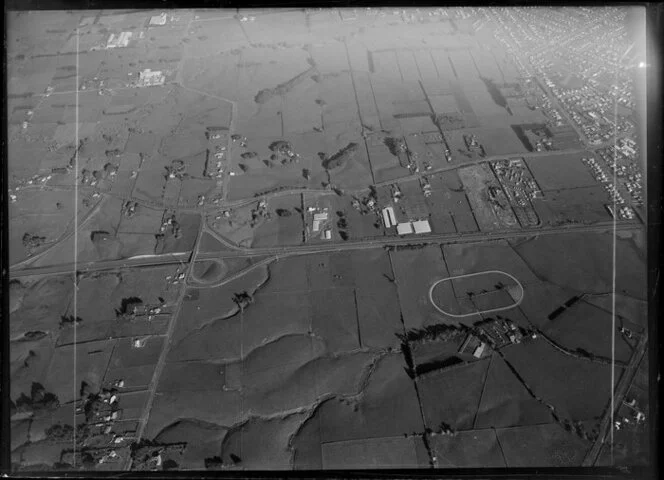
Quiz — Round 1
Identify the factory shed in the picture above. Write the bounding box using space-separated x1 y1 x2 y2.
397 223 414 235
412 219 432 234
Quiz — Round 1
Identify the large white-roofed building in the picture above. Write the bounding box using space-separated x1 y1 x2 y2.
412 219 431 234
396 222 414 235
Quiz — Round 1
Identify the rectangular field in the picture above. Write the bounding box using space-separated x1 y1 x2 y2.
322 436 428 469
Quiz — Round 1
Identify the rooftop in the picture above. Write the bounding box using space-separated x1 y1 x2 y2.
396 222 413 235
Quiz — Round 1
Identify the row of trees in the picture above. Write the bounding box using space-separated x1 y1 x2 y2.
322 142 359 170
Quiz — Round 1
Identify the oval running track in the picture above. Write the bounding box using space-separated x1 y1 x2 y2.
428 270 525 318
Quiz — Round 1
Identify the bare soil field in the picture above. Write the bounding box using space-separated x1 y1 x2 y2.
502 340 616 421
418 358 491 431
432 428 506 467
475 354 553 429
496 423 590 467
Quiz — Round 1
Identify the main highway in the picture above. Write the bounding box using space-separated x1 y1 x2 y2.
9 220 643 278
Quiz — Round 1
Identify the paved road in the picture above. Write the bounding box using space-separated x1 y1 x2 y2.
371 147 587 188
129 218 206 464
9 252 191 278
533 75 591 147
10 220 642 278
582 330 649 466
10 195 105 271
198 220 643 259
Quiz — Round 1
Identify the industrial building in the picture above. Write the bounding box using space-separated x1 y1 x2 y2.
381 206 397 228
396 219 431 235
312 211 328 233
396 223 414 235
412 219 432 234
106 32 132 49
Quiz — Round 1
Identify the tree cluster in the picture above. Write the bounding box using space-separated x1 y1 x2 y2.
12 382 60 416
322 143 359 170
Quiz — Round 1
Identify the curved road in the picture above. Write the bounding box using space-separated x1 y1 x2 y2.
429 269 524 318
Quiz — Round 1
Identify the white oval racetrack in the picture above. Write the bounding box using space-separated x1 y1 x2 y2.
429 269 524 318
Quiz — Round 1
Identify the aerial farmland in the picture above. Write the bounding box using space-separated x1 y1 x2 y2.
7 5 650 473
